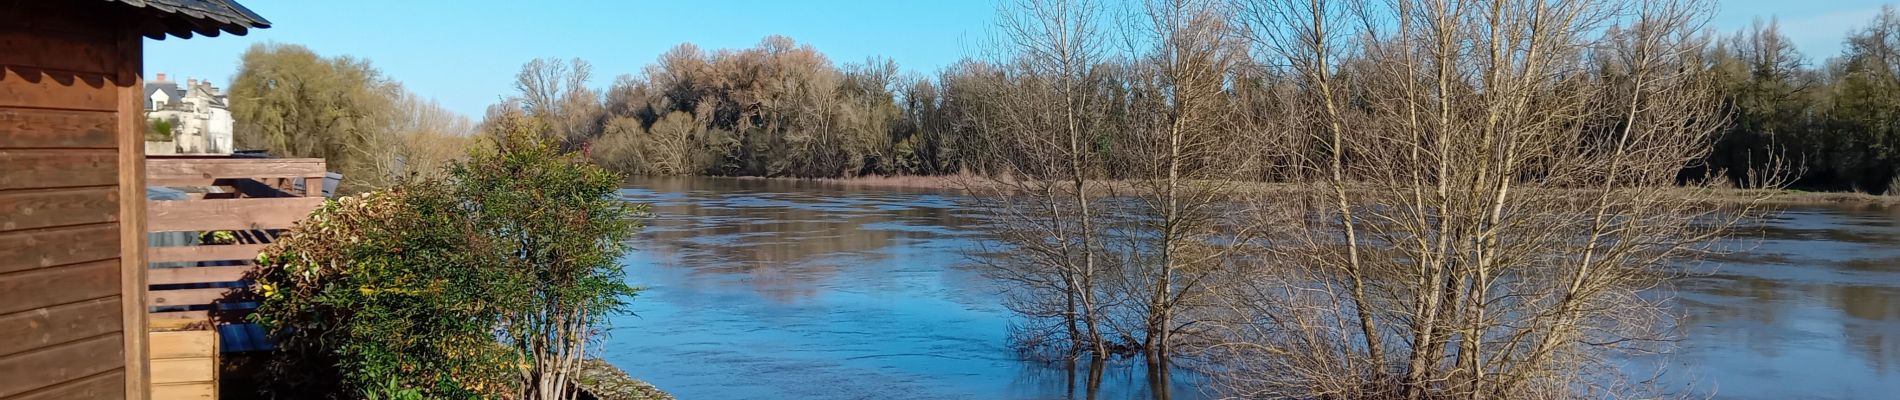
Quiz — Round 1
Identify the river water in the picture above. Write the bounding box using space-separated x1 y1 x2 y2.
596 177 1900 400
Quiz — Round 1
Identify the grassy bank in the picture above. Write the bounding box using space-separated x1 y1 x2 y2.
1704 188 1900 207
711 175 1900 208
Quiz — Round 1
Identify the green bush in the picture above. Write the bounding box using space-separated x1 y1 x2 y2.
251 115 644 399
147 118 175 141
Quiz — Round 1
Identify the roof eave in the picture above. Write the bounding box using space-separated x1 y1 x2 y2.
108 0 271 40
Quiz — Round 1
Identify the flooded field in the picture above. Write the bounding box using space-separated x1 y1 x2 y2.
596 177 1900 399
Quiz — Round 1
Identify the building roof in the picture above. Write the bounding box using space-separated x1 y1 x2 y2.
107 0 272 39
144 81 228 110
145 81 185 108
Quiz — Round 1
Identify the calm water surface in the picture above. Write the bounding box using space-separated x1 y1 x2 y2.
597 177 1900 399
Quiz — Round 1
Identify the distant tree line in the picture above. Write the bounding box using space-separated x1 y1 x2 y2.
470 7 1899 193
1703 9 1900 193
228 7 1900 194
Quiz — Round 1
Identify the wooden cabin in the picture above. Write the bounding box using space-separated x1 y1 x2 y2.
0 1 268 399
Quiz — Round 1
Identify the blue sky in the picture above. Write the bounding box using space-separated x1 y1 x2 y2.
147 0 1895 120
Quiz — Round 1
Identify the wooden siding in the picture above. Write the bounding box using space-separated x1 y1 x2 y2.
0 1 145 399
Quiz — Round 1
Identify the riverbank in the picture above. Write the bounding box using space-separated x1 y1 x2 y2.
717 175 1900 208
575 358 672 400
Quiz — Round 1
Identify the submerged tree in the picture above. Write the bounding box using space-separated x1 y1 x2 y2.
1202 0 1775 398
1114 0 1256 364
974 0 1119 360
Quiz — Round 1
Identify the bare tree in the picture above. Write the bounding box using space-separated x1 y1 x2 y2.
972 0 1119 360
514 57 603 150
1206 0 1775 398
1113 0 1256 363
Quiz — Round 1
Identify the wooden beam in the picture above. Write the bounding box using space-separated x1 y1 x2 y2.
147 266 249 286
147 197 323 232
0 108 116 149
146 158 326 184
148 358 214 385
147 331 215 359
146 310 206 323
149 244 265 264
145 313 207 332
305 176 324 197
147 382 211 400
146 288 244 308
116 31 150 400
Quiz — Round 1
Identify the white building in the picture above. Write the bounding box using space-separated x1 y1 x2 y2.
146 72 235 154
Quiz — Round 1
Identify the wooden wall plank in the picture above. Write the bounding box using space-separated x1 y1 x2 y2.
147 382 212 400
0 333 123 398
0 69 119 112
146 288 239 308
146 158 326 183
0 224 118 274
0 149 117 190
0 187 119 232
147 266 249 286
0 109 116 149
147 197 323 232
147 358 214 385
149 244 266 264
0 31 115 75
147 331 215 359
0 296 121 357
0 259 120 315
6 370 125 400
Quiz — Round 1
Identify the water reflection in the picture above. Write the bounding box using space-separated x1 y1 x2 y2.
1661 207 1900 399
599 177 1200 399
600 177 1900 399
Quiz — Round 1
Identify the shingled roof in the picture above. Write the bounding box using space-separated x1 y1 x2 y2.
108 0 271 39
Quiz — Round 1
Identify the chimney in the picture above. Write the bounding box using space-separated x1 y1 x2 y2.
155 72 167 82
188 78 197 87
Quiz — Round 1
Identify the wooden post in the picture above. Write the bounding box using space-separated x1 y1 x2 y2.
115 26 150 400
305 176 323 197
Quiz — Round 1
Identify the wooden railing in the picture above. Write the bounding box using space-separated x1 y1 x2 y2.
146 156 327 326
143 156 329 397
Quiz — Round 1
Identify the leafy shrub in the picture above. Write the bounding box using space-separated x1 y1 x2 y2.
251 189 518 399
462 115 645 399
252 115 644 399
